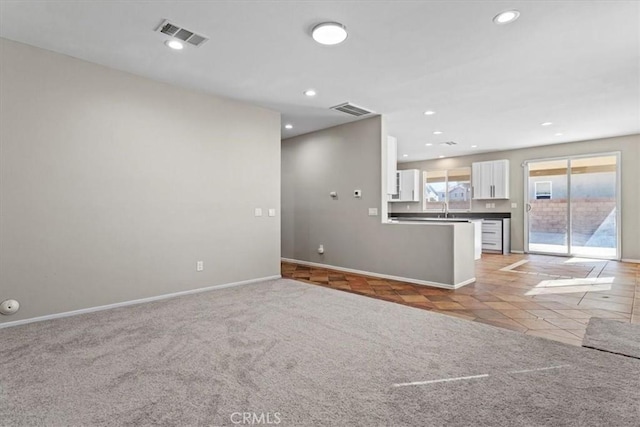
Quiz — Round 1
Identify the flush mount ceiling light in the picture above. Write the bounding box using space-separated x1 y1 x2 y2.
471 145 478 148
312 22 348 45
165 40 184 50
555 133 564 136
402 154 409 157
433 131 443 135
284 124 293 129
304 89 317 97
424 110 436 116
541 122 553 126
439 155 445 158
425 143 433 146
493 10 520 25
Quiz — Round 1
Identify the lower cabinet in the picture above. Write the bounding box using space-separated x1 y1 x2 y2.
481 219 510 254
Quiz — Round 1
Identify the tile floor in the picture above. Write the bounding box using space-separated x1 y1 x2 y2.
282 254 640 347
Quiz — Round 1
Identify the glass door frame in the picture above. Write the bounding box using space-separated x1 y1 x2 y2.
523 151 621 260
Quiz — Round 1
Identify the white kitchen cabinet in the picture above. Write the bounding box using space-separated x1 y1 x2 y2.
471 219 483 260
389 169 420 202
386 136 398 195
472 159 509 199
481 218 511 254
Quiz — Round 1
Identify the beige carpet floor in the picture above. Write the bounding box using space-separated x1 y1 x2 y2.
583 317 640 359
1 278 639 426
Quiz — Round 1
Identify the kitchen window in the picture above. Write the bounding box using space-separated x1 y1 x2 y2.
424 167 472 211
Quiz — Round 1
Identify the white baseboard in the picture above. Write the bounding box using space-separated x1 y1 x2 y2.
621 258 640 264
510 250 525 254
282 258 474 290
454 277 477 288
0 275 281 329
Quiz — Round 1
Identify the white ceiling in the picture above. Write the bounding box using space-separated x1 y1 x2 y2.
1 1 638 162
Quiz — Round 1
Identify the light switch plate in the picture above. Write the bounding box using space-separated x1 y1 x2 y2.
268 208 276 217
368 208 378 216
511 202 517 208
254 208 263 217
485 203 491 209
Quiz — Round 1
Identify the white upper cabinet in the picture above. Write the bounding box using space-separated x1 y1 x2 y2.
386 136 398 195
472 159 510 199
389 169 420 202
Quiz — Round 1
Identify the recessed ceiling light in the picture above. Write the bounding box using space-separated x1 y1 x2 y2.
402 154 409 157
493 10 520 25
425 143 433 146
312 22 348 45
165 40 184 50
284 124 293 129
433 131 443 135
555 133 563 136
541 122 553 126
439 155 445 158
471 145 478 148
304 89 317 97
424 110 436 116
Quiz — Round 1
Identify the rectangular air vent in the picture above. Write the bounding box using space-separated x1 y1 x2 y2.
156 19 209 47
330 102 374 117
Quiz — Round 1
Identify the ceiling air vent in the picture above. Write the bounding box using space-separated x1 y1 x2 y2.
156 19 209 47
440 141 457 146
330 102 374 117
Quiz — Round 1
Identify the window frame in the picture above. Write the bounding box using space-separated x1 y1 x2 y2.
423 167 472 212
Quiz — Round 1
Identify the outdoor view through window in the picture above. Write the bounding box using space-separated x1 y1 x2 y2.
424 168 472 211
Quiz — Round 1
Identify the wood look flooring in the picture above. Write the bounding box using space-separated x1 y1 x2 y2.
282 254 640 347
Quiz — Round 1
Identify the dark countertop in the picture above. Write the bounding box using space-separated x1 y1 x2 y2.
391 212 511 220
388 217 478 223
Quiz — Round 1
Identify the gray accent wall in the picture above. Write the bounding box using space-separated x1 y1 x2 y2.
281 116 475 287
394 134 640 260
0 39 281 323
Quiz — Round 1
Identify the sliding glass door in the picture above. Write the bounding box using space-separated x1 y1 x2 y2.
525 153 619 259
569 155 618 258
526 159 569 255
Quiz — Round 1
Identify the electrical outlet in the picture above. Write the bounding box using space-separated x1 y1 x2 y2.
196 261 204 272
268 208 276 217
354 189 362 198
254 208 263 217
486 203 491 208
511 202 517 209
368 208 378 216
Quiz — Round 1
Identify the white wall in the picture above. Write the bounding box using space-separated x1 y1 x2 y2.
0 39 281 323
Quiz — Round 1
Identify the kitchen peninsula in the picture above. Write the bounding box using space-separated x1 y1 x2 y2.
380 219 476 289
389 216 483 260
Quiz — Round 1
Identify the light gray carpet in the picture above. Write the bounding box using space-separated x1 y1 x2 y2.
582 317 640 359
1 278 639 426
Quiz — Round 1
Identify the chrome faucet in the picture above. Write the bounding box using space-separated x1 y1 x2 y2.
442 201 449 219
